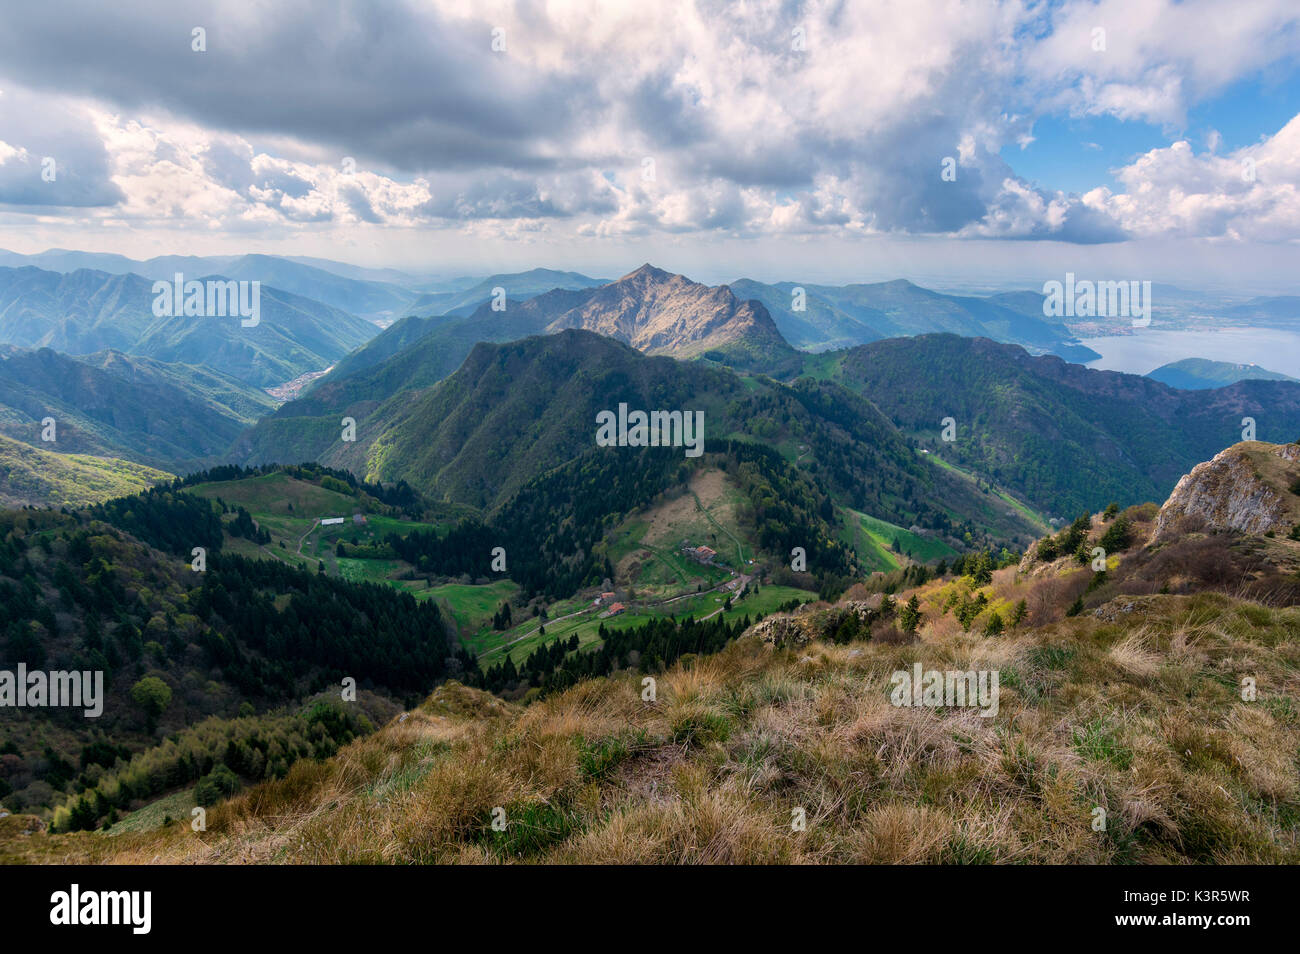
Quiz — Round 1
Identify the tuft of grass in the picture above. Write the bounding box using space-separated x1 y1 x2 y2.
1072 718 1134 770
577 730 649 780
475 801 583 858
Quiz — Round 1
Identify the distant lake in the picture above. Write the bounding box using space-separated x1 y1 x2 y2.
1079 326 1300 377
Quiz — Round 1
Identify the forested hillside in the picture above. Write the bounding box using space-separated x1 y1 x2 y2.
827 334 1300 517
234 331 1039 550
0 489 470 824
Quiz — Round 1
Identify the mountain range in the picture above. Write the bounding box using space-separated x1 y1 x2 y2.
0 265 377 387
729 277 1099 361
0 345 276 470
4 253 1299 549
0 250 419 324
823 334 1300 518
235 328 1027 543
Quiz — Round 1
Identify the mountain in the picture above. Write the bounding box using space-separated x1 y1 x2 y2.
732 277 1099 361
0 345 277 474
0 266 378 387
200 254 416 324
1147 358 1298 390
728 278 888 350
399 267 608 320
543 265 796 368
315 330 756 507
0 432 170 507
282 256 430 286
233 330 1039 584
819 334 1300 519
0 248 146 273
315 264 799 403
0 250 419 324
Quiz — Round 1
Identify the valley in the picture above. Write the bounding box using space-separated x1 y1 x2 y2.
5 0 1300 892
6 439 1299 864
0 250 1297 871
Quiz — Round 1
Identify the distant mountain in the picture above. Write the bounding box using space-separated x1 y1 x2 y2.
732 277 1098 361
0 247 146 273
0 345 277 471
984 289 1056 321
200 255 416 323
542 265 795 368
315 264 800 403
1147 358 1298 390
400 267 608 320
728 278 888 350
0 431 170 507
822 334 1300 518
1218 295 1300 325
0 249 419 324
0 265 378 387
281 256 430 286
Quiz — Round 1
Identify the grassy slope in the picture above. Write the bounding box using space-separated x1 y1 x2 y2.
184 472 446 571
473 582 817 667
837 504 958 573
10 460 1300 864
18 583 1296 864
0 433 172 507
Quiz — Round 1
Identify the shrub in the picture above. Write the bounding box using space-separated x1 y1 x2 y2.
1099 516 1132 553
1008 599 1027 629
194 764 241 807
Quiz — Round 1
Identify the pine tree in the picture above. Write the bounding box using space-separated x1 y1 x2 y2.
899 595 922 635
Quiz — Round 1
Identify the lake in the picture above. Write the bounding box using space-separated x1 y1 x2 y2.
1079 326 1300 377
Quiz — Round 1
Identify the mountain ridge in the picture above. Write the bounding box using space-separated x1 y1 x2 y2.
0 264 378 387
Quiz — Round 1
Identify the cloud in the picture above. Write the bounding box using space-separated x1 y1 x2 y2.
0 88 124 207
1024 0 1300 127
0 0 1296 245
1082 114 1300 241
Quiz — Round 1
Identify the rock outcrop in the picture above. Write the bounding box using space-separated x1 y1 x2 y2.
1154 441 1300 539
749 600 884 648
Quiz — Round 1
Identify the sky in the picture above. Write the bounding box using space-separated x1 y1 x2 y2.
0 0 1298 290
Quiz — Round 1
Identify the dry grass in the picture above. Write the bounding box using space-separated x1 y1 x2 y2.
4 587 1297 865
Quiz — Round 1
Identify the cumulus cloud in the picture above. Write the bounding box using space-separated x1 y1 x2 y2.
1082 114 1300 241
0 0 1296 245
